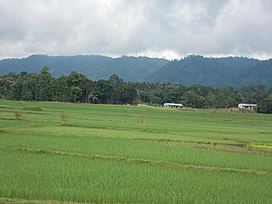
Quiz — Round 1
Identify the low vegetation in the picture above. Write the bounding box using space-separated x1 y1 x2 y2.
0 99 271 203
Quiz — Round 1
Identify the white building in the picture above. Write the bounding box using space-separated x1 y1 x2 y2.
238 104 257 109
163 103 183 108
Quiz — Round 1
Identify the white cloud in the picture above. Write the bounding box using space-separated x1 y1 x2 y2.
210 0 272 54
0 0 271 59
136 49 181 60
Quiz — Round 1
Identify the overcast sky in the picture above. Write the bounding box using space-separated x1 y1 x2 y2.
0 0 272 60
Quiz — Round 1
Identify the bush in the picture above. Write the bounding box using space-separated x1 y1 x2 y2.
15 110 22 119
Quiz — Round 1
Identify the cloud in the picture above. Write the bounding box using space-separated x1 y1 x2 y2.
210 0 272 55
0 0 271 59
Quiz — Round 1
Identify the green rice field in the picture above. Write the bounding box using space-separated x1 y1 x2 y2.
0 99 271 203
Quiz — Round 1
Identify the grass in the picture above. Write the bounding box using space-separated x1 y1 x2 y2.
0 99 272 203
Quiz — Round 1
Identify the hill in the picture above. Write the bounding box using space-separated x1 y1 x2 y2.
146 55 272 88
0 55 168 82
0 54 272 88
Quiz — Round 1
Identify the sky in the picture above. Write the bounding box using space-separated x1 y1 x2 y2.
0 0 272 60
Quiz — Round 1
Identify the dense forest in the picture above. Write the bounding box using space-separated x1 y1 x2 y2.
1 55 272 88
0 67 272 113
0 55 168 82
147 55 272 88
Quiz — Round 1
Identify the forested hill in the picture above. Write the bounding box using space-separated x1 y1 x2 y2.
146 55 272 88
0 55 168 82
0 54 272 88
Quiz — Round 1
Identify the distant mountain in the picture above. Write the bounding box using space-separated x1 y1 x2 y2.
0 55 168 82
0 54 271 88
146 55 272 88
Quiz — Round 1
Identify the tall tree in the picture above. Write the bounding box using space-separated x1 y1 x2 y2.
182 91 204 108
39 66 54 101
67 71 92 102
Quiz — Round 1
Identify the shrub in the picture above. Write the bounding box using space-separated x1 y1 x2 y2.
15 110 22 119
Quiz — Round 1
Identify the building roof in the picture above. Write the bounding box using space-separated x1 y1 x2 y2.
238 103 257 106
164 103 183 106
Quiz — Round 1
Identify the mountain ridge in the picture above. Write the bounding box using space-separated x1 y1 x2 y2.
0 54 169 82
0 54 271 88
146 55 272 88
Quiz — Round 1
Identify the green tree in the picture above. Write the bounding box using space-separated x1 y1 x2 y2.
120 84 138 104
39 66 54 101
182 91 204 108
69 86 82 103
54 76 69 102
109 74 124 104
204 91 216 108
67 71 92 103
255 94 272 114
11 74 36 100
159 84 185 103
94 80 114 104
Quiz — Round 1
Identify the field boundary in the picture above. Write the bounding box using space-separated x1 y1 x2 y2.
137 138 272 155
1 145 271 177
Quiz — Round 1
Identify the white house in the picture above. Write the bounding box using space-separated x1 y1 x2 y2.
238 103 257 109
163 103 183 108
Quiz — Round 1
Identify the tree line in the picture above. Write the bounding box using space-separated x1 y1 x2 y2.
0 66 272 113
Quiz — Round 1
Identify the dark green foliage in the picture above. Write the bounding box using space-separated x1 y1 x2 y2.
53 76 69 102
1 55 272 88
0 67 272 112
94 80 114 104
147 55 272 88
0 55 168 82
182 91 204 108
12 73 38 100
255 94 272 114
120 84 138 104
69 86 82 102
39 66 54 101
67 71 91 103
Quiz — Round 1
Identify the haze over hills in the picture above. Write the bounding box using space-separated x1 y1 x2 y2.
0 54 271 88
